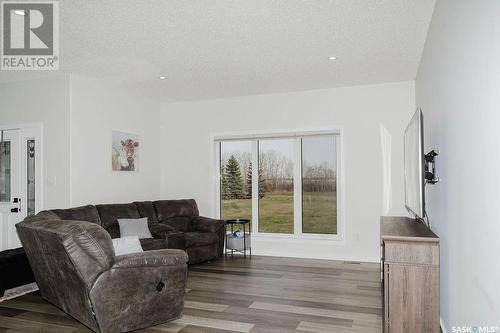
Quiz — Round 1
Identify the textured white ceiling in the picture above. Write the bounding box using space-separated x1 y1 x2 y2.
0 0 436 102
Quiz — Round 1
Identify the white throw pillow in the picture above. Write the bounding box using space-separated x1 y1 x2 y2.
112 236 144 256
117 217 152 238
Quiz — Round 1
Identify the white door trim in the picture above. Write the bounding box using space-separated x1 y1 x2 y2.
0 122 43 212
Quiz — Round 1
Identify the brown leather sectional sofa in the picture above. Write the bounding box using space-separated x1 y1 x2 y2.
16 199 225 333
45 199 225 264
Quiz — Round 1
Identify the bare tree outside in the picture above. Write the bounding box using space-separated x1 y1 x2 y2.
302 136 337 234
258 139 294 233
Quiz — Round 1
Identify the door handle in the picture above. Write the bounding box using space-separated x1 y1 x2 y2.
12 198 21 212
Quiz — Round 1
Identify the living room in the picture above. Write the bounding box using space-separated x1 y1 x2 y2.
0 1 498 333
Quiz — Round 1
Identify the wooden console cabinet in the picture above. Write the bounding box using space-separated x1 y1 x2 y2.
381 216 440 333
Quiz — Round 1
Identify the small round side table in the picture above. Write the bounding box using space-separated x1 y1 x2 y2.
224 219 251 258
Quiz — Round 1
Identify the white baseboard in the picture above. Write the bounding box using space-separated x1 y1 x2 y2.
250 249 380 263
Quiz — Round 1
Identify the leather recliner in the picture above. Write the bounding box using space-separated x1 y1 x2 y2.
16 215 188 333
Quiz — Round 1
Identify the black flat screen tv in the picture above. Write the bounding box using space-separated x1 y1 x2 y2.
404 108 425 219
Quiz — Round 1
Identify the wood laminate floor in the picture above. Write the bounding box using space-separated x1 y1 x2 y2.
0 256 382 333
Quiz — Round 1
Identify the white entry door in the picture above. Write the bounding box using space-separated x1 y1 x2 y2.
0 129 24 251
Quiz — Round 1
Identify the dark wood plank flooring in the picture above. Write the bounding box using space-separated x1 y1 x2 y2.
0 256 382 332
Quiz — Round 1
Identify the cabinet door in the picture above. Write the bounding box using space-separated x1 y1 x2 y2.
387 264 439 333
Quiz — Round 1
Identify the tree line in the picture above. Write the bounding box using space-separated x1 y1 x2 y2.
221 153 337 200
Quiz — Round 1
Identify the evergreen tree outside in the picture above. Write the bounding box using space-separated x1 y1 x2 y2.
223 155 244 199
220 164 229 200
245 162 266 198
245 163 252 198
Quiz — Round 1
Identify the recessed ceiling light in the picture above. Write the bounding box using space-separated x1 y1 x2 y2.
328 56 337 61
159 76 166 80
14 10 26 16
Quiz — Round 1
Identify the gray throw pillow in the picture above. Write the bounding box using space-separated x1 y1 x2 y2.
117 217 152 238
112 236 144 256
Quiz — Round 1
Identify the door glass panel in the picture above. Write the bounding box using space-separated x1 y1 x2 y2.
0 141 11 202
220 141 252 223
258 139 294 233
302 135 337 234
27 140 35 216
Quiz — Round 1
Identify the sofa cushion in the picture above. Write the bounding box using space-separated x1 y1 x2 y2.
51 205 101 225
139 238 168 251
133 201 158 224
148 223 176 239
105 224 121 239
96 203 141 229
184 232 218 248
153 199 199 221
164 232 185 250
118 217 152 238
161 216 191 232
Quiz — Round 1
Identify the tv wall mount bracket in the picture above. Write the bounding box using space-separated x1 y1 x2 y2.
425 150 440 184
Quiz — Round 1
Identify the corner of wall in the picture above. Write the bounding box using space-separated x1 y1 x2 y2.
68 74 74 207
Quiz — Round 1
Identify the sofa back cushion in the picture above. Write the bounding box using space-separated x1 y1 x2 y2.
23 210 61 224
62 222 115 285
161 216 191 232
133 201 158 224
51 205 101 225
96 203 141 239
16 219 114 290
153 199 199 221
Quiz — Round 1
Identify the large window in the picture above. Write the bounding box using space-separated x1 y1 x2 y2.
259 139 294 233
302 136 337 234
219 140 253 222
217 132 340 237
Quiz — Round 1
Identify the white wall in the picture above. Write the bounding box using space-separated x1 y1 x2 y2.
160 81 414 262
0 75 162 210
0 75 71 209
416 0 500 330
69 75 161 205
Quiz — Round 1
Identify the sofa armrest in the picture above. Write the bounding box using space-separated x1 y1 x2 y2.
112 249 188 269
90 249 188 333
148 223 176 239
190 216 225 233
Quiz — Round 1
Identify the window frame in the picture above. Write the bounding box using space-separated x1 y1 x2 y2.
213 128 344 241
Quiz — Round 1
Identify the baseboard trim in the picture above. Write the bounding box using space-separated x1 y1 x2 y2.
250 250 380 263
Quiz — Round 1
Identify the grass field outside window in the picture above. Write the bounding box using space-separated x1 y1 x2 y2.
221 191 337 234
